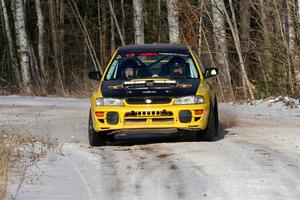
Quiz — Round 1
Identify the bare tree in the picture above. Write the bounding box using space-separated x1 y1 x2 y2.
0 0 21 87
35 0 46 92
98 0 104 67
157 0 162 42
298 0 300 24
283 0 296 94
107 0 125 45
198 0 204 55
111 2 115 54
222 0 255 100
121 0 126 42
240 0 250 67
49 0 65 94
211 0 234 100
14 0 31 93
11 0 18 46
101 2 108 65
167 0 180 43
258 0 273 86
68 0 101 72
133 0 145 44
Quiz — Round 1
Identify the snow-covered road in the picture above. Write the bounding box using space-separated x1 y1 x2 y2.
1 96 300 200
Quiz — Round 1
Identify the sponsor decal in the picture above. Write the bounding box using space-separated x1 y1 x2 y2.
145 99 152 104
142 91 156 94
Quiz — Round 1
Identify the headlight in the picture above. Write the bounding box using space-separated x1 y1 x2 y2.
95 98 124 106
174 96 205 105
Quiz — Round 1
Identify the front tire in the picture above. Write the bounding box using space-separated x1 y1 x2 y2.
88 111 107 146
196 100 218 141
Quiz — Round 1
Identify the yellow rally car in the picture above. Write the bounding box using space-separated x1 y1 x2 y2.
88 44 219 146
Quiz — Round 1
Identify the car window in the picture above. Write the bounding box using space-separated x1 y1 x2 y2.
104 52 200 80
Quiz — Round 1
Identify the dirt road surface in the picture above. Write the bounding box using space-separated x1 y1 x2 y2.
1 96 300 200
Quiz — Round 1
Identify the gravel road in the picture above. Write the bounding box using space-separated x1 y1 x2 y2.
1 96 300 200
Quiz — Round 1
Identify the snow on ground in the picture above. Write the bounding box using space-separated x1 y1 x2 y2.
0 96 300 200
221 96 300 126
0 95 89 108
0 96 90 144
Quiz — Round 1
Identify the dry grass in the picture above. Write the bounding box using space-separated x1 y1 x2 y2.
0 128 58 199
219 109 238 129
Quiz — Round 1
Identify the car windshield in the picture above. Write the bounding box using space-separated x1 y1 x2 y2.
105 52 200 80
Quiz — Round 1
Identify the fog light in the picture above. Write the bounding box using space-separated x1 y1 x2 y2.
95 112 104 117
179 110 192 123
107 112 119 125
194 109 204 115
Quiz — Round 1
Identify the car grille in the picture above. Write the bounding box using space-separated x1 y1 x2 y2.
125 110 173 117
125 118 174 124
124 110 174 124
126 97 172 105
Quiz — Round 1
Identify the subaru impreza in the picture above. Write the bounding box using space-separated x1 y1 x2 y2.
88 44 219 146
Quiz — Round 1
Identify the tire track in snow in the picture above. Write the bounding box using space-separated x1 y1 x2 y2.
94 147 122 200
235 140 300 198
150 144 229 200
104 143 227 200
64 144 120 200
65 156 93 200
130 146 187 199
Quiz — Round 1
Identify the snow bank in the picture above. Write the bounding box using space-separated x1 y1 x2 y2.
221 96 300 121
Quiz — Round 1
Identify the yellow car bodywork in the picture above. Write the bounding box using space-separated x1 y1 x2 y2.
90 47 215 134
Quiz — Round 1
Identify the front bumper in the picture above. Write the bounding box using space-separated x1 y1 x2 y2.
91 103 210 133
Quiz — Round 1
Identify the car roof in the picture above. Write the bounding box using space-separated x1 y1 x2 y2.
118 44 190 54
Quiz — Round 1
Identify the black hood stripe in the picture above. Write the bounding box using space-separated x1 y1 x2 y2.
101 79 200 98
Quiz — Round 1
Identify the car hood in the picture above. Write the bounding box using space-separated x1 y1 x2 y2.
101 79 200 98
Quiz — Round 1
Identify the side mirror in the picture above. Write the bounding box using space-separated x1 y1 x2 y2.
205 68 218 79
88 70 101 81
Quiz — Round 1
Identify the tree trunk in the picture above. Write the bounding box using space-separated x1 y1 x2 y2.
14 0 31 94
101 2 108 65
58 0 65 83
283 0 296 94
258 0 273 85
240 0 250 66
211 0 235 100
35 0 47 93
107 0 125 45
121 0 126 43
198 0 204 55
49 0 65 94
28 43 40 87
133 0 145 44
0 0 21 87
68 0 101 72
157 0 161 43
98 0 104 67
167 0 179 43
222 0 255 100
111 6 115 54
202 27 225 100
11 0 19 44
298 0 300 24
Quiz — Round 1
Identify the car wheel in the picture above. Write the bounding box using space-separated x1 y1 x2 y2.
196 100 218 141
214 100 219 138
88 110 107 146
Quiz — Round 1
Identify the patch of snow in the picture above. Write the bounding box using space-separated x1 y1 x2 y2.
0 95 89 108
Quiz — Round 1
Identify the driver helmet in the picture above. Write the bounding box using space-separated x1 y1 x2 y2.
121 58 138 78
169 56 186 70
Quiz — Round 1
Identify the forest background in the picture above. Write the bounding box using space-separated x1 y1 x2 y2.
0 0 299 101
